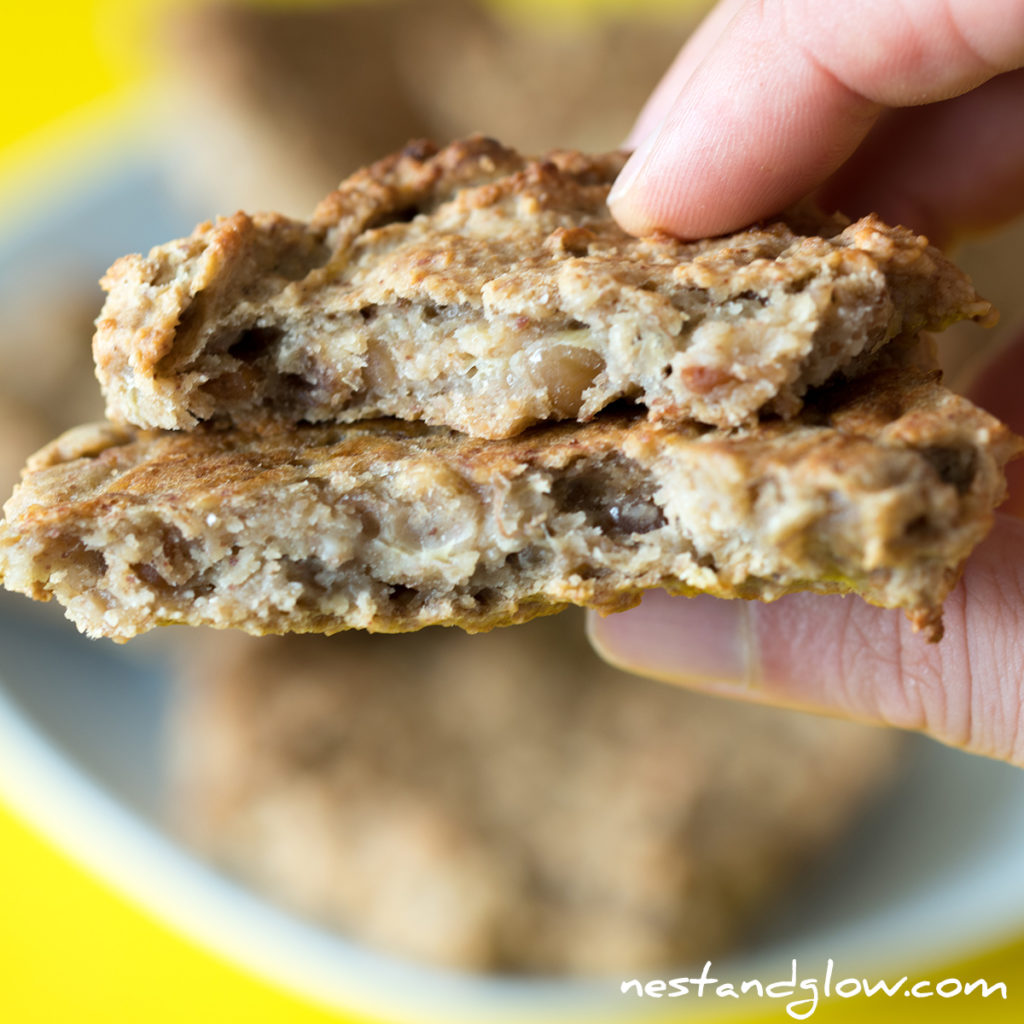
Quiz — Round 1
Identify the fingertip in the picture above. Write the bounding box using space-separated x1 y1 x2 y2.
609 104 853 242
606 150 654 235
608 0 884 242
607 193 662 240
608 143 745 241
609 111 741 241
608 132 685 238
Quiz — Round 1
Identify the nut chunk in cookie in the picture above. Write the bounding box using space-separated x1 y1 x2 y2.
94 137 993 438
1 347 1018 642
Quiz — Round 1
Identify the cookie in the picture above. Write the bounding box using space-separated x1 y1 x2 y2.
3 342 1017 641
94 138 991 438
174 612 903 973
0 286 104 495
164 0 690 214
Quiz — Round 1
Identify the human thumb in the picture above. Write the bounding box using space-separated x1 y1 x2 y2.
589 331 1024 765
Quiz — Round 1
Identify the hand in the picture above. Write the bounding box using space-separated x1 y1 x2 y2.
590 333 1024 765
593 0 1024 765
608 0 1024 247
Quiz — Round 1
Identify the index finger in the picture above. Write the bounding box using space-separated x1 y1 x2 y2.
611 0 1024 239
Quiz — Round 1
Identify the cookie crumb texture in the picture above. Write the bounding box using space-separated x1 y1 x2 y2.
1 352 1018 642
94 137 991 438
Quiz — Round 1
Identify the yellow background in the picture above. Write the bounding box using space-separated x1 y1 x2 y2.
0 1 1021 1021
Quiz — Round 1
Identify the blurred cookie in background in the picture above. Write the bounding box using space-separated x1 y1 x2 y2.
0 281 103 495
397 4 692 158
164 0 694 215
166 0 447 215
172 611 902 975
939 214 1024 388
0 396 51 503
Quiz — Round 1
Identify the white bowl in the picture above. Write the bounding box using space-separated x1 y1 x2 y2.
2 153 1024 1023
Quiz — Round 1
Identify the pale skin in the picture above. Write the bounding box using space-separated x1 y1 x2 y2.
590 0 1024 766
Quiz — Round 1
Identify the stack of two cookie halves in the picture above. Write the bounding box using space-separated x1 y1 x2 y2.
0 137 1019 641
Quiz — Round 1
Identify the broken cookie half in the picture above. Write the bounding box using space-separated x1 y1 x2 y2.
95 136 992 439
2 342 1018 642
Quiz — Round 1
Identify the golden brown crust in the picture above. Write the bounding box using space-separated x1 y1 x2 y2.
3 343 1019 641
94 137 993 438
